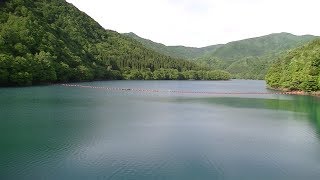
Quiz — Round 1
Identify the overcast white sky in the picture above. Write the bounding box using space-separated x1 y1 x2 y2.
66 0 320 47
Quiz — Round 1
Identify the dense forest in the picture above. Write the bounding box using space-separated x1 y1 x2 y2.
196 56 273 80
196 52 289 79
266 39 320 92
0 0 231 86
126 33 317 79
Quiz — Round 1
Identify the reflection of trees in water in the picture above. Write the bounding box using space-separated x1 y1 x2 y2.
264 96 320 137
175 96 320 138
299 97 320 138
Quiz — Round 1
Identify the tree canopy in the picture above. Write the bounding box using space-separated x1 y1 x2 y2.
265 39 320 92
0 0 230 86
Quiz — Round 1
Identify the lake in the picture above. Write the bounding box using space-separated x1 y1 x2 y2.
1 80 320 180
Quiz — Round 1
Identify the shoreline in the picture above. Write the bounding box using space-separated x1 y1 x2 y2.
267 87 320 97
0 79 233 88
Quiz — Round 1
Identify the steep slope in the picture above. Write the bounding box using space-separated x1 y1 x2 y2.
0 0 201 86
266 39 320 92
124 32 221 60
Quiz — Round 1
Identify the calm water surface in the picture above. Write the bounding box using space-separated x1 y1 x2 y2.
1 80 320 180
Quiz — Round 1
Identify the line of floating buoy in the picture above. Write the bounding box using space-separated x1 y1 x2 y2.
60 84 293 95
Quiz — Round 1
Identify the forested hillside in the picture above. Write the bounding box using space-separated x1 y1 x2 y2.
198 33 316 79
266 39 320 92
196 52 284 79
126 33 317 79
0 0 231 86
124 32 221 60
205 33 316 60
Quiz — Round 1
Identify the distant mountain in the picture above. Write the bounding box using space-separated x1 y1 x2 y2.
199 33 317 79
206 32 317 60
125 32 317 60
124 32 221 60
126 32 318 79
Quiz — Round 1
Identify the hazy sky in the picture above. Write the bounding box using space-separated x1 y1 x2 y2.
66 0 320 47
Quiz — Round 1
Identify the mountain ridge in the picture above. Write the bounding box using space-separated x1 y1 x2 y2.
124 32 318 79
124 32 317 60
124 32 221 60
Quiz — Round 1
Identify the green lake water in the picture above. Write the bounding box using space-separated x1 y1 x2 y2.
1 80 320 180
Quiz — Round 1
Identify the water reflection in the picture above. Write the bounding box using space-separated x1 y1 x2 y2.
1 81 320 179
173 95 320 136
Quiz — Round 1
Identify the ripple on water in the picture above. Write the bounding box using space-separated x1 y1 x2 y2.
1 80 320 179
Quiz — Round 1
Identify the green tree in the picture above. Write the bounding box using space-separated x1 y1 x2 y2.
32 51 57 83
266 39 320 92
